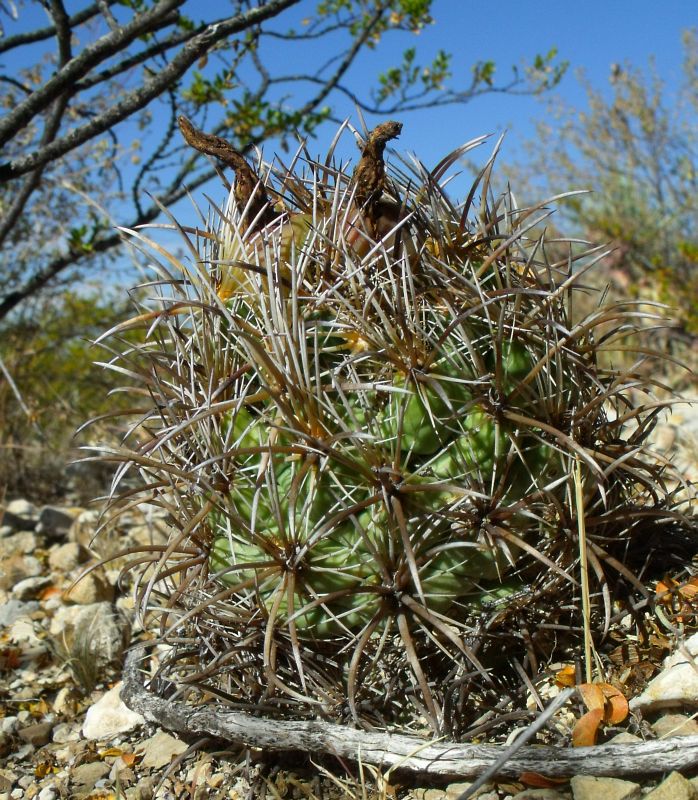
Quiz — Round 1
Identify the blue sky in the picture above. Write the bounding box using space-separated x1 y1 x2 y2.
289 1 695 167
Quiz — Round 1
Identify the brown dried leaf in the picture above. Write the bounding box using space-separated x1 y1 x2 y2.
99 747 124 758
599 683 629 724
519 771 569 787
655 576 675 601
34 761 52 779
554 664 576 687
0 647 22 671
577 682 605 712
29 698 50 717
679 577 698 599
572 708 604 747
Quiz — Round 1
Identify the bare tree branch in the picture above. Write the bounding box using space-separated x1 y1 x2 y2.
47 0 72 64
0 74 32 94
0 0 300 178
0 0 73 247
0 138 224 318
96 0 119 31
0 0 183 148
272 72 547 116
0 0 111 55
72 24 199 92
132 87 178 218
0 149 219 320
294 3 387 115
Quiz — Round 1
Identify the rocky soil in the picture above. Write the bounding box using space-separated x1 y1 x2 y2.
0 403 697 800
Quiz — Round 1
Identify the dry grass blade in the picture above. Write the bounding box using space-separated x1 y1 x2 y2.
574 456 594 683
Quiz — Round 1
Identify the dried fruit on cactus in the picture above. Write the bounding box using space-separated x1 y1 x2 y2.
98 116 694 736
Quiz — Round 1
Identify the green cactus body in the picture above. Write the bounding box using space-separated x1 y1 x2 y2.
210 521 381 637
498 340 533 382
206 318 560 641
398 378 472 456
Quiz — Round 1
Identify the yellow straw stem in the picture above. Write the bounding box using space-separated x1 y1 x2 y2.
574 456 593 683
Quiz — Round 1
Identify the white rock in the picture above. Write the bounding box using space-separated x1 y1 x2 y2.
52 687 75 716
1 555 43 602
0 600 39 628
651 713 698 738
0 767 15 793
136 731 189 769
68 509 101 549
570 775 641 800
0 554 43 593
42 592 64 612
48 542 89 572
665 632 698 665
8 619 42 646
71 761 110 789
11 575 52 601
446 784 495 799
630 632 698 711
185 757 212 785
62 568 114 604
49 602 128 671
82 682 145 740
6 499 37 516
3 500 39 530
128 522 168 547
11 743 34 762
411 786 495 800
51 722 80 744
0 531 38 556
645 771 697 800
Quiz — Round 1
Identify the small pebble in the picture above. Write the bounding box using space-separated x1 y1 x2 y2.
17 721 53 748
651 713 698 738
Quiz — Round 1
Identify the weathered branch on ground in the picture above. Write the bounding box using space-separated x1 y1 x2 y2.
121 645 698 780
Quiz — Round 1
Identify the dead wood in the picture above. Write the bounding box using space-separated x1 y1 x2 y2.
121 645 698 780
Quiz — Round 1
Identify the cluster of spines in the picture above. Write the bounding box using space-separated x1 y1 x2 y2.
93 118 692 735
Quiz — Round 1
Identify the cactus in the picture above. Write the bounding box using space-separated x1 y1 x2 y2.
97 117 693 736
